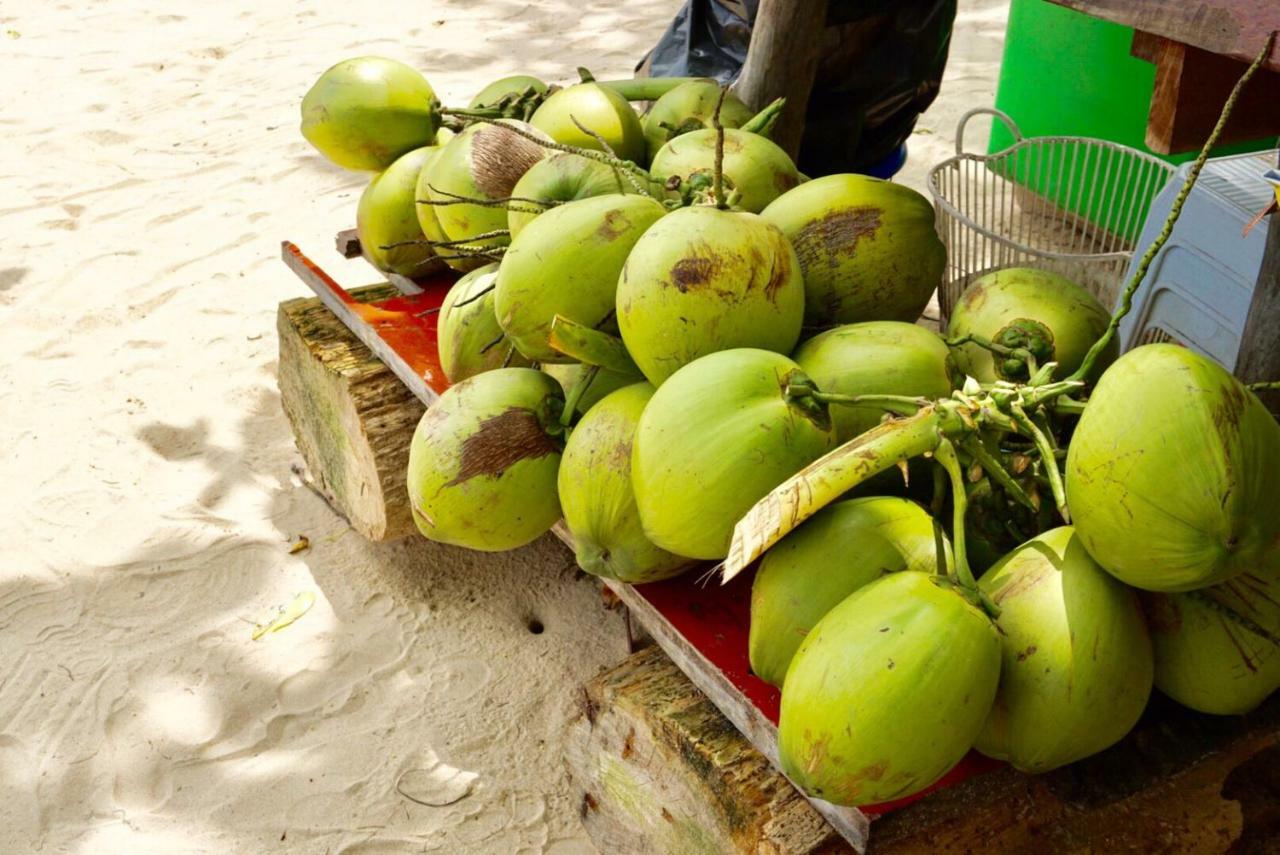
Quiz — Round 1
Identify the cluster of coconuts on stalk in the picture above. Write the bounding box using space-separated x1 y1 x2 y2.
301 55 1280 808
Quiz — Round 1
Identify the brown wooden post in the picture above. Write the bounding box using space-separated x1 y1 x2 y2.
734 0 827 161
1235 187 1280 415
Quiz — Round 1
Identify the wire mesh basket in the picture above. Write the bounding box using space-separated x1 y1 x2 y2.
927 108 1176 321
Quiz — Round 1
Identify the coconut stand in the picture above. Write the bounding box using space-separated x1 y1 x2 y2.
277 2 1280 850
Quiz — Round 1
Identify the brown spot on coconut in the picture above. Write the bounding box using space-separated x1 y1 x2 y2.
448 407 561 485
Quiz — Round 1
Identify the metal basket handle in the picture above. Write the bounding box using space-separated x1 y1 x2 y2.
955 107 1023 156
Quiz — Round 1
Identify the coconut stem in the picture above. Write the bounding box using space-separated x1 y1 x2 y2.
1070 31 1277 386
598 76 702 102
790 386 929 417
420 190 557 211
933 439 996 618
1008 401 1070 522
722 406 953 581
946 333 1037 378
1248 380 1280 392
959 436 1037 512
712 86 729 210
740 97 786 137
561 365 600 426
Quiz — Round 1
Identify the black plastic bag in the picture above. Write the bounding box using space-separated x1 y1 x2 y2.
640 0 957 176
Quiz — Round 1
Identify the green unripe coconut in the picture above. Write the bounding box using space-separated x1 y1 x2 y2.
642 79 754 163
437 264 531 382
631 349 836 560
761 174 945 327
507 153 636 238
530 83 645 163
946 267 1116 382
617 206 805 386
649 128 800 213
469 75 548 109
559 383 692 582
406 368 563 550
793 322 956 442
420 120 548 263
543 362 638 416
1143 568 1280 715
496 194 667 362
356 147 444 279
779 571 1001 806
300 56 439 171
749 497 951 688
414 147 483 273
1066 344 1280 592
975 527 1153 772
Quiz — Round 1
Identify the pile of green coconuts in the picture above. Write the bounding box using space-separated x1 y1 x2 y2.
301 56 1280 809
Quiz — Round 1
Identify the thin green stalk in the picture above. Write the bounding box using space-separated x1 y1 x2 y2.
740 97 785 137
946 333 1037 377
1008 401 1069 521
598 76 701 102
933 439 976 591
421 229 510 249
1248 380 1280 392
789 386 929 417
959 436 1037 511
561 365 600 426
1071 32 1277 385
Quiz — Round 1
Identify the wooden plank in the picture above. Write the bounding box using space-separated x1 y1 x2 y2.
1050 1 1280 71
277 285 425 540
567 645 849 854
1138 34 1280 154
602 577 872 851
733 0 827 160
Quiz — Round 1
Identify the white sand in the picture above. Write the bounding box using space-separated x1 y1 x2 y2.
0 2 1005 852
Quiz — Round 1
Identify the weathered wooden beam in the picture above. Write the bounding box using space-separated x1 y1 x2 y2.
566 645 849 854
1133 33 1280 154
734 0 826 160
277 285 425 540
1050 1 1280 72
1236 204 1280 414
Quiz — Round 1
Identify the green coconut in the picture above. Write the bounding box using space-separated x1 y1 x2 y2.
406 368 563 550
642 80 754 163
414 147 483 273
496 194 666 362
946 267 1116 382
437 264 531 382
300 56 439 171
779 571 1001 807
419 120 548 264
1066 344 1280 592
975 527 1153 772
749 497 951 688
617 206 805 386
1143 568 1280 715
543 362 637 416
792 322 956 442
356 147 444 279
530 82 645 163
559 383 692 582
631 349 836 560
761 174 945 327
648 128 800 213
469 74 548 109
507 153 637 238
